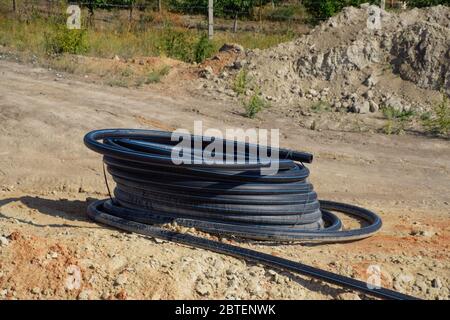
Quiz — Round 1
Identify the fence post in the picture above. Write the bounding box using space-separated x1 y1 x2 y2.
380 0 385 10
208 0 214 39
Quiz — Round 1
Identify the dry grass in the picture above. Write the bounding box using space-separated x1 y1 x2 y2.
0 12 296 88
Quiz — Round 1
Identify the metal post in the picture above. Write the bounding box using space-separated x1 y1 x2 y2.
208 0 214 39
380 0 385 10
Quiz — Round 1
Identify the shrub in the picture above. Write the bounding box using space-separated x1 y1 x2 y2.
311 101 331 113
161 28 191 61
44 26 88 55
233 68 249 95
381 105 416 135
422 93 450 135
193 34 214 63
267 6 295 22
244 90 268 118
145 65 171 84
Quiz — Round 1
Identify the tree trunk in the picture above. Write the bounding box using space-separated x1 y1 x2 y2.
233 13 238 33
12 0 16 12
158 0 162 13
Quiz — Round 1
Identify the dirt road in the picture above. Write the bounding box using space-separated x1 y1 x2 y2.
0 60 449 299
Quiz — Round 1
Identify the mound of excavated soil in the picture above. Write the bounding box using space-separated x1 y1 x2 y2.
199 5 450 115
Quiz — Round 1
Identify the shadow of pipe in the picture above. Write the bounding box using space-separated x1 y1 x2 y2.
0 196 100 229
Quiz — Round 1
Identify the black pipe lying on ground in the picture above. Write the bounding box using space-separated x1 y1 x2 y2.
84 128 418 300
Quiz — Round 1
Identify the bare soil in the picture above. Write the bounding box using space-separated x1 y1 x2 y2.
0 59 449 300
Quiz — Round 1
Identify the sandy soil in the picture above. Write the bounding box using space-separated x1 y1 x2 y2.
0 60 449 300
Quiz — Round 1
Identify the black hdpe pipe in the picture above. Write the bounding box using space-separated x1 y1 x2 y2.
84 129 419 300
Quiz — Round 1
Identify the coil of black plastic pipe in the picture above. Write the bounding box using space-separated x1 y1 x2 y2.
84 128 418 300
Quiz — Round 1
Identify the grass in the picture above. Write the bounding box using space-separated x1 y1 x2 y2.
145 65 171 84
311 100 331 113
0 14 295 62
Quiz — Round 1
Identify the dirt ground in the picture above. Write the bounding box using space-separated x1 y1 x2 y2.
0 59 449 300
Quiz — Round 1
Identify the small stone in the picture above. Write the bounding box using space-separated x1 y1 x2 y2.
199 66 214 79
0 289 7 297
77 290 91 300
219 43 244 53
308 89 318 97
114 273 128 286
385 97 410 112
363 90 374 99
101 291 111 300
431 278 442 288
195 282 211 296
31 287 41 294
337 292 361 300
415 280 428 292
248 282 264 297
47 251 58 259
349 101 370 114
364 74 378 87
369 100 379 112
0 236 9 246
421 230 435 237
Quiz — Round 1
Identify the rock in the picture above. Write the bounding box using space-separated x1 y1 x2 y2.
349 93 358 102
363 90 374 99
369 100 379 112
109 255 127 271
415 280 428 292
337 292 361 300
420 230 435 238
248 281 264 297
410 229 435 238
385 96 410 112
31 287 41 294
233 60 246 69
114 273 128 286
0 236 9 246
350 101 370 113
364 74 378 87
46 251 58 259
199 66 214 79
0 289 7 298
113 55 120 61
195 282 211 296
431 278 442 289
219 43 244 53
308 89 318 97
361 101 371 113
78 290 91 300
